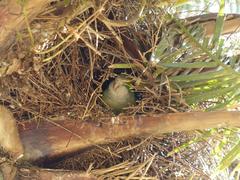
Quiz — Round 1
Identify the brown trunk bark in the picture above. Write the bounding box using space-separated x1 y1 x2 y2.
0 160 96 180
19 111 240 163
18 167 97 180
186 13 240 36
0 106 24 160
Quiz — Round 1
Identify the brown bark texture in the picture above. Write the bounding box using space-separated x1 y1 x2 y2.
186 13 240 36
19 111 240 163
0 106 24 160
18 167 97 180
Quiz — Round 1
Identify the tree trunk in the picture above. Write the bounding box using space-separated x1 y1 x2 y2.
186 13 240 36
19 111 240 163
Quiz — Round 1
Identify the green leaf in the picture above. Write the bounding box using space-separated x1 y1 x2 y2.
64 0 71 6
168 130 213 156
218 140 240 170
108 64 136 69
212 0 225 46
170 69 228 82
158 62 218 68
186 85 237 104
177 76 235 89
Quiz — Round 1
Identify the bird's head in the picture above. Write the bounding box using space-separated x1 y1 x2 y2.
111 77 129 91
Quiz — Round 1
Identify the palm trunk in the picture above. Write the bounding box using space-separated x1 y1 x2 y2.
19 111 240 163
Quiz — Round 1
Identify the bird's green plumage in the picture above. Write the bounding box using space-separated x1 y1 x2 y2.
102 77 136 114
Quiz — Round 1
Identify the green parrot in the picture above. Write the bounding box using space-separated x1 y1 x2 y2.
102 77 136 114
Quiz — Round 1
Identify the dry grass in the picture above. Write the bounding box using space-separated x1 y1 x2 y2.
45 133 215 179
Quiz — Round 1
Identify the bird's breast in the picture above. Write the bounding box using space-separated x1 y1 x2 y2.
103 85 135 111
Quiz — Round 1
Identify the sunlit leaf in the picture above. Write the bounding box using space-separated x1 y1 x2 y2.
108 64 136 69
218 141 240 170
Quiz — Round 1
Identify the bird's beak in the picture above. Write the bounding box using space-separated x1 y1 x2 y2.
112 77 132 90
118 77 131 83
121 79 130 83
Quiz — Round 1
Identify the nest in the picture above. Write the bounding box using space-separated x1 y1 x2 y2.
0 0 190 122
0 0 217 178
